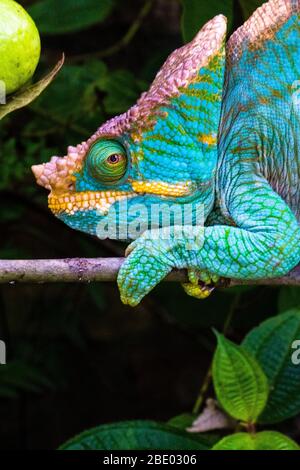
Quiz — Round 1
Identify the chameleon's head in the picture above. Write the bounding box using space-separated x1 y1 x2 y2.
32 15 226 240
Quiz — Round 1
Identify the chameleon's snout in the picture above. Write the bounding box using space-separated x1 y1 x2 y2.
31 159 76 192
32 164 45 185
31 143 88 192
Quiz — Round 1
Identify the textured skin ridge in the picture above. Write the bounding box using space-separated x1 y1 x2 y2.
96 15 226 140
227 0 299 65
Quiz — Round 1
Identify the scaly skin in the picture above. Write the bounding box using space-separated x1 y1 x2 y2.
32 0 300 306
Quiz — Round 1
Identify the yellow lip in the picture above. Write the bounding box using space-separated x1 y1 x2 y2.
48 190 135 215
48 180 194 215
131 180 193 197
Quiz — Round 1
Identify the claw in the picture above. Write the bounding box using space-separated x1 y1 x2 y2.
182 268 217 299
125 246 132 257
125 241 137 257
182 282 214 299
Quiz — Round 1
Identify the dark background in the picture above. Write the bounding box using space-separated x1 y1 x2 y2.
0 0 299 449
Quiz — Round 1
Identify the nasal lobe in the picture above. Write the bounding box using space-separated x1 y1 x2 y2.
31 155 78 192
32 164 44 181
31 163 52 190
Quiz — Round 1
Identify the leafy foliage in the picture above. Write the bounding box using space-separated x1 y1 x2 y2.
29 0 115 34
243 309 300 423
167 413 195 430
100 69 147 114
60 421 211 450
212 333 269 423
29 61 108 137
213 431 299 450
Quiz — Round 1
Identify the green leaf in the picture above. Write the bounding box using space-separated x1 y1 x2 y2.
181 0 233 43
59 420 211 450
213 431 299 450
166 414 220 447
167 413 195 430
238 1 265 20
278 287 300 312
0 56 64 120
242 309 300 423
29 0 115 35
212 333 269 423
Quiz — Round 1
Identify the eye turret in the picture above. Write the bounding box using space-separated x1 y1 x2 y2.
86 140 127 184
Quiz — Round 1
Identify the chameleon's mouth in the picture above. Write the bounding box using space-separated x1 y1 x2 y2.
48 190 135 215
48 181 195 216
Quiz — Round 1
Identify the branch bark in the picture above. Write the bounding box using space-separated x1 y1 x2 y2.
0 258 300 286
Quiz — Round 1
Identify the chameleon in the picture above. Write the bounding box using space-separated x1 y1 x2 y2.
32 0 300 307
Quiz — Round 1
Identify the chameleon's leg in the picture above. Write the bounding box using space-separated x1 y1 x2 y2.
118 178 300 306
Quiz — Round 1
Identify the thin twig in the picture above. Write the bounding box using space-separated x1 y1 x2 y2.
0 257 300 285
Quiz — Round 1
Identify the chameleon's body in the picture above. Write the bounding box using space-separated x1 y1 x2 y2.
33 0 300 306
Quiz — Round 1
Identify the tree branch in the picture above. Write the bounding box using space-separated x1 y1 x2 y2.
0 258 300 286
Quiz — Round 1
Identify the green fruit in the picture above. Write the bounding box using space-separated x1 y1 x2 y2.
0 0 41 94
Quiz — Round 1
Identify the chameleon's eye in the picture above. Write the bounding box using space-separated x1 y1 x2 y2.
86 139 127 183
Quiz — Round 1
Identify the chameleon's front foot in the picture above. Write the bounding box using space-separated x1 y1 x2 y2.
117 232 174 306
117 230 219 306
